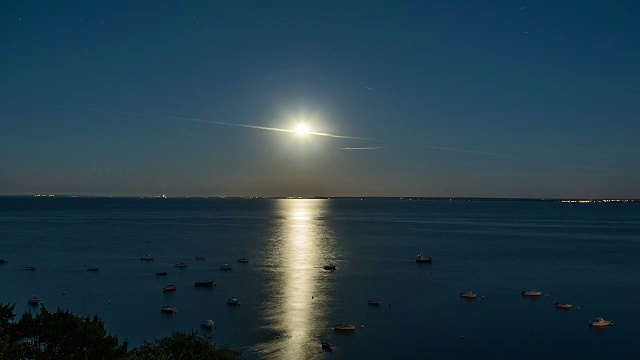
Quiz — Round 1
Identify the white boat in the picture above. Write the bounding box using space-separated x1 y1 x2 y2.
554 302 572 309
588 317 613 327
160 306 177 313
219 264 233 271
460 291 477 299
175 262 187 268
415 254 432 263
163 284 177 292
227 298 241 306
140 255 154 261
201 320 214 328
28 296 41 305
522 289 542 297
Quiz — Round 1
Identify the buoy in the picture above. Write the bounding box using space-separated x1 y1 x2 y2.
62 292 66 295
361 325 364 329
460 335 464 338
108 300 111 303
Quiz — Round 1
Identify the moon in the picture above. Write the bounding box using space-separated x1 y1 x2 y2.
295 123 310 135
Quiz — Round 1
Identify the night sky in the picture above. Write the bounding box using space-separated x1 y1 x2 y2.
2 1 639 198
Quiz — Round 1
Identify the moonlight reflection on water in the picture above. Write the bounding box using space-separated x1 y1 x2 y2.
257 199 336 359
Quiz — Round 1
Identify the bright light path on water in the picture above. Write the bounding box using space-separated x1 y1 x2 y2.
253 199 335 359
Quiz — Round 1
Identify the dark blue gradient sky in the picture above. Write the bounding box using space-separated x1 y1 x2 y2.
2 1 639 198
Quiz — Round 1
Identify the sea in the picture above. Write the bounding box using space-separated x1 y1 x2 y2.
0 197 638 359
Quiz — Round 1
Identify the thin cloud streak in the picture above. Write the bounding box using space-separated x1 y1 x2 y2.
37 103 610 172
428 145 515 159
306 131 375 141
425 145 613 173
176 116 376 140
39 104 377 141
341 147 384 150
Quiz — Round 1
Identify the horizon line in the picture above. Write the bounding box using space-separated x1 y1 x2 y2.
1 194 638 202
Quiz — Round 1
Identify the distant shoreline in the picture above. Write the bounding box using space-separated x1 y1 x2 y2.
0 195 638 203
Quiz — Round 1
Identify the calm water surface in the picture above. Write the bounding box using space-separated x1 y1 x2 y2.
1 198 639 359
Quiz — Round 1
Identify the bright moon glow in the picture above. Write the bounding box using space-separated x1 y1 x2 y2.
295 123 310 135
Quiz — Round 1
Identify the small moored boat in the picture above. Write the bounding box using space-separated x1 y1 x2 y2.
194 281 215 287
160 306 177 313
26 265 37 270
554 302 572 309
321 342 333 351
522 289 542 296
460 291 477 299
87 267 101 272
196 256 206 260
219 264 233 271
175 262 187 268
156 271 168 276
588 317 613 327
201 320 214 329
28 296 41 305
227 298 241 306
368 300 381 306
415 254 432 263
522 289 543 297
238 258 250 263
334 324 356 331
163 284 177 292
140 255 154 261
323 264 337 270
0 259 7 264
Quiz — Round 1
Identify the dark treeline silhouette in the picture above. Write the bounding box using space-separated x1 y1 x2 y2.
0 303 240 360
